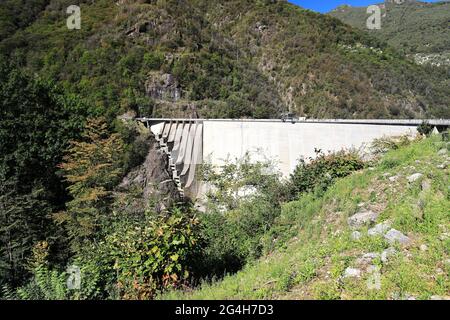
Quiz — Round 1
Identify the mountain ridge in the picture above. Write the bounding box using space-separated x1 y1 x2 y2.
329 0 450 60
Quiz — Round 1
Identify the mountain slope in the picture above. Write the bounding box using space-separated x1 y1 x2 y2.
329 1 450 66
0 0 449 118
162 136 450 300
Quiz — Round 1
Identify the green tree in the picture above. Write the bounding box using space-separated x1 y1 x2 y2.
55 117 125 251
0 59 88 287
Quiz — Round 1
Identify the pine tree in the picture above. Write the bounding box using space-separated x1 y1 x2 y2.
54 118 125 251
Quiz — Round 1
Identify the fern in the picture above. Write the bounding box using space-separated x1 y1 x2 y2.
14 267 68 300
1 284 17 300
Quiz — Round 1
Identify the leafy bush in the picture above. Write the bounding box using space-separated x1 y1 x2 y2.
195 155 287 277
143 51 165 70
200 153 287 211
197 197 281 278
289 150 365 198
7 241 68 300
417 121 434 136
106 209 200 300
54 117 125 251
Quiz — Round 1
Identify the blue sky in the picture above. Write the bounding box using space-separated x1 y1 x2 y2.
289 0 442 13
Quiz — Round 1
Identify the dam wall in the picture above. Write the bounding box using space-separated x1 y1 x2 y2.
139 118 449 199
203 120 417 176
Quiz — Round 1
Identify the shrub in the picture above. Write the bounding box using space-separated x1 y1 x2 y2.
10 241 68 300
200 153 287 211
196 197 281 278
417 121 434 136
106 208 200 300
143 51 165 70
289 149 365 198
195 155 287 278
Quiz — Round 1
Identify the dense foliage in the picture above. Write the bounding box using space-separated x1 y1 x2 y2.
0 0 448 119
330 1 450 56
0 59 89 287
196 155 288 277
289 149 366 197
54 117 125 252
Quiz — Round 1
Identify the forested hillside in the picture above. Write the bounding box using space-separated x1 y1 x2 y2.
1 0 449 119
330 1 450 66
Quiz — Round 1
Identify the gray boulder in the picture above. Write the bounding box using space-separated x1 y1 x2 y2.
381 247 397 263
343 267 362 279
389 175 400 182
437 149 447 156
421 179 432 191
348 210 379 228
384 229 411 245
368 222 391 237
437 163 447 169
356 252 380 265
407 173 423 183
351 231 362 240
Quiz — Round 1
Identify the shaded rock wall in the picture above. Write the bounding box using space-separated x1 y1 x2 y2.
117 133 182 214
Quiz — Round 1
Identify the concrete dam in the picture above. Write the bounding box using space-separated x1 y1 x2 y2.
138 118 450 198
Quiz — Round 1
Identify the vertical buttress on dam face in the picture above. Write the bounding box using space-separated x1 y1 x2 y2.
149 120 204 199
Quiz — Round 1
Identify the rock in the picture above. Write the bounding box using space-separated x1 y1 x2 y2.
389 175 399 182
348 210 380 228
439 232 449 241
381 247 397 263
419 244 428 252
366 265 381 290
343 267 362 279
117 134 182 213
356 253 380 265
407 173 423 183
145 72 182 102
437 149 447 156
117 110 137 122
351 231 362 240
437 163 447 169
368 222 391 237
421 179 432 191
384 229 411 245
430 295 450 300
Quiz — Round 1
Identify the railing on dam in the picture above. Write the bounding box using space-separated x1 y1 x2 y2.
137 118 450 126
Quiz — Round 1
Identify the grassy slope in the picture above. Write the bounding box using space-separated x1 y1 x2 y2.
163 136 449 300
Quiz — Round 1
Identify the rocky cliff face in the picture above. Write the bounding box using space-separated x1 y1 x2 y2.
117 133 182 214
145 72 182 102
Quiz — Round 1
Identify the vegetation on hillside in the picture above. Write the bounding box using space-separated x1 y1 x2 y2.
329 1 450 67
0 0 449 119
162 135 449 300
0 0 449 300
